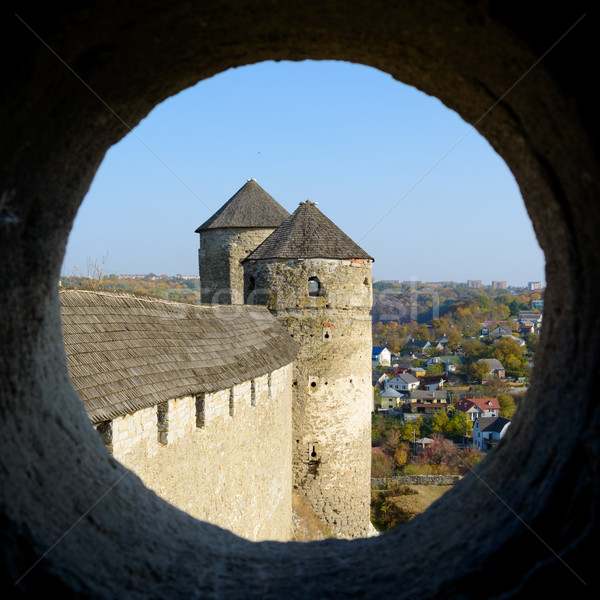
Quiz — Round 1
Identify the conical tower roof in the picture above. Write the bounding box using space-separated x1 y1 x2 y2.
195 180 290 231
244 201 373 261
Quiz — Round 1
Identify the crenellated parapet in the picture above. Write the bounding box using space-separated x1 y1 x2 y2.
61 290 296 541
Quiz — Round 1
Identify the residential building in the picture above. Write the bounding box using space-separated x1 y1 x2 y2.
426 355 466 373
489 324 514 339
379 387 403 411
420 375 446 391
473 417 511 451
410 390 447 402
372 346 392 367
403 396 448 417
455 397 501 421
477 358 506 379
387 372 420 392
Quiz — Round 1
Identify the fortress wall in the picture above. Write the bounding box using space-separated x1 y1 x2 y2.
101 364 294 542
111 405 160 458
158 396 195 444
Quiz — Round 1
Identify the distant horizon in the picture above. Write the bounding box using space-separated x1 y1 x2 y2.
63 60 545 285
61 270 545 289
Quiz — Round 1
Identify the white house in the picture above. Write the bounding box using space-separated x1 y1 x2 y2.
372 346 392 367
473 417 511 451
387 372 420 392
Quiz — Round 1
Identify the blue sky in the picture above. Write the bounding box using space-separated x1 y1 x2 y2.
63 60 545 286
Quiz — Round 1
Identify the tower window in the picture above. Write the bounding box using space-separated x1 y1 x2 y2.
308 276 324 297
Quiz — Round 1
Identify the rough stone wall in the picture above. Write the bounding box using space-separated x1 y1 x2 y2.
104 366 293 542
4 3 600 597
199 228 276 304
372 475 462 487
110 405 160 458
245 258 373 538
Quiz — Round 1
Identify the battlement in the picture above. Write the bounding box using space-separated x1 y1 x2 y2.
61 290 296 541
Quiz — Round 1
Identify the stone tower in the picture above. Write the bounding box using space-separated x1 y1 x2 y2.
243 200 374 538
196 180 289 304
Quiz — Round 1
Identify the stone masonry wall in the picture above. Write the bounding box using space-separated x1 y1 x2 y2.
111 405 160 459
245 258 373 539
199 228 276 304
372 475 462 488
103 365 293 542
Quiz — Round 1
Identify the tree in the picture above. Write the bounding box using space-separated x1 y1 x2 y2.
430 410 472 441
371 449 395 478
399 419 422 444
469 361 491 383
430 411 451 436
444 327 462 349
470 379 511 398
426 362 445 376
508 298 526 317
393 443 410 469
525 332 539 354
475 295 489 312
498 393 517 420
461 339 488 361
411 323 431 341
503 354 526 379
373 388 382 410
448 410 472 440
420 435 456 466
492 336 524 363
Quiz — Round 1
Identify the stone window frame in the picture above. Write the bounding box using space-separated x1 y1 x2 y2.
3 4 594 595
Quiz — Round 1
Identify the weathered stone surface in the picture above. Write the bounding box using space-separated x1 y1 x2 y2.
112 367 293 542
372 475 462 488
245 257 373 538
1 1 598 597
199 227 280 304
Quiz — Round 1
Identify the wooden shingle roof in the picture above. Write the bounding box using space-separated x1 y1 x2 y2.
195 179 290 231
60 290 298 423
243 201 373 261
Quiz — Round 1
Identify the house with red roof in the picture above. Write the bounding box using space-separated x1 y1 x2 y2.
455 397 500 421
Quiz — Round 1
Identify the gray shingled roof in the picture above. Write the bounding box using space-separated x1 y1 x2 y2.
399 372 420 384
477 417 511 432
410 390 447 400
195 179 290 231
60 290 298 423
243 201 373 261
478 358 505 371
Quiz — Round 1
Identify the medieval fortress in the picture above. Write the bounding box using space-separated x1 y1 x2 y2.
60 180 374 540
